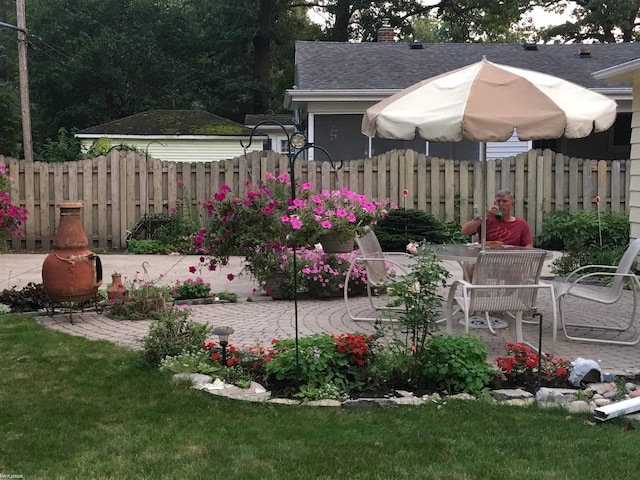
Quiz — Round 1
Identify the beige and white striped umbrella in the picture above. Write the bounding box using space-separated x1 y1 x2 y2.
362 57 617 142
362 57 617 249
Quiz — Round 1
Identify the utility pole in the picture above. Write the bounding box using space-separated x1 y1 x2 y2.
15 0 33 161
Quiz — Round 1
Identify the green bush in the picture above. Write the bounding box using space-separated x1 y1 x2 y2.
421 334 493 394
374 208 447 251
0 282 52 312
265 333 370 397
172 278 212 300
536 210 629 251
126 182 201 254
536 210 630 276
107 281 175 321
141 310 211 367
126 239 171 255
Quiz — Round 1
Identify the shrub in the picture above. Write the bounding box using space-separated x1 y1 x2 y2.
141 308 211 367
374 208 447 251
421 334 493 394
126 180 200 254
495 342 572 392
126 239 171 255
0 282 51 312
536 209 629 251
107 274 175 321
384 241 450 359
265 333 374 397
172 277 212 300
0 162 29 250
536 210 630 276
201 341 275 384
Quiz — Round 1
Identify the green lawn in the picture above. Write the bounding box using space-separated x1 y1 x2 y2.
1 314 637 480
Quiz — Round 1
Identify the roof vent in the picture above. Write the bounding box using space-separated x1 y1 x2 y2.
578 47 591 57
410 41 423 49
522 43 538 51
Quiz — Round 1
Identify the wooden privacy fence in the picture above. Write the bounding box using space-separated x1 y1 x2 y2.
2 148 630 251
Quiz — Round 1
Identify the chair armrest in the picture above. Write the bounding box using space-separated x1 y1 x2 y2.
564 264 618 283
351 256 413 276
561 271 638 295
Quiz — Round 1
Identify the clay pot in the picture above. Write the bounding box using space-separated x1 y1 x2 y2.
107 273 127 301
42 202 103 302
318 233 354 254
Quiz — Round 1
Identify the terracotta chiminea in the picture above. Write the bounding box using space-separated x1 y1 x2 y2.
42 202 103 302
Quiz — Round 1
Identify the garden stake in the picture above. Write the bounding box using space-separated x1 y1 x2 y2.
241 119 338 388
533 307 543 392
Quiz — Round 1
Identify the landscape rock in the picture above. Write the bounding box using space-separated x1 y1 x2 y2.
392 397 425 406
492 388 532 401
172 373 212 388
535 387 579 405
594 398 612 407
268 398 302 406
200 381 271 402
304 399 343 407
341 398 398 410
567 400 594 414
501 398 535 407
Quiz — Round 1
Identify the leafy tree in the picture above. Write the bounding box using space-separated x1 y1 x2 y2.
537 0 640 42
0 4 22 157
26 0 206 149
308 0 532 42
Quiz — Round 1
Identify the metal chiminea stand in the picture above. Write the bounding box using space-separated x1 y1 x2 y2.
241 119 338 386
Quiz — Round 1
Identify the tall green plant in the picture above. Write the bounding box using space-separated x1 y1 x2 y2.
536 209 630 276
421 334 493 394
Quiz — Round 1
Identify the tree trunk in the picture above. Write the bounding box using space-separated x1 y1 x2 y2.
253 0 276 114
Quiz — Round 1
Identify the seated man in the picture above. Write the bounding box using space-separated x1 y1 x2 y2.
461 189 533 247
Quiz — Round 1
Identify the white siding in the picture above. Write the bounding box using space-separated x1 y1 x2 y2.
486 132 532 160
79 137 264 162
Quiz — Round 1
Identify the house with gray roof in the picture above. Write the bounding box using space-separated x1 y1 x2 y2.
285 40 638 162
76 110 266 162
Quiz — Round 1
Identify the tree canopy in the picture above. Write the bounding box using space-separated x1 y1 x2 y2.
0 0 636 160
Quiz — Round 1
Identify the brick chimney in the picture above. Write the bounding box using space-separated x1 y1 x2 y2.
377 18 395 43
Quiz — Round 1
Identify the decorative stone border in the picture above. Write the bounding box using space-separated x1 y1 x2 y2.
173 373 640 420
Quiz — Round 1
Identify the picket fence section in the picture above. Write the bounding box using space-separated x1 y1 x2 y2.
2 148 630 251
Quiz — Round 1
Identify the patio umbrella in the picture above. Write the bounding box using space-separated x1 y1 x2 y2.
362 56 617 248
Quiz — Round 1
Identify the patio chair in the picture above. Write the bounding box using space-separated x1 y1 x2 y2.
343 227 416 322
554 237 640 345
446 249 557 349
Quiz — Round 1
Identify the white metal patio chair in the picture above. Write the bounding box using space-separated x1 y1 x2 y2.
343 228 416 322
446 249 557 349
554 237 640 345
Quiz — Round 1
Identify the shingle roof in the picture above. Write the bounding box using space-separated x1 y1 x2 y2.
78 110 251 136
294 41 639 90
244 114 296 126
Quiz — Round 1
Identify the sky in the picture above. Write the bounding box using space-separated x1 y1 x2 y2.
525 4 576 28
308 2 577 30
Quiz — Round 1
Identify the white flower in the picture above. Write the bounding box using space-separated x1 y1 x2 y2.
314 243 324 251
410 282 421 293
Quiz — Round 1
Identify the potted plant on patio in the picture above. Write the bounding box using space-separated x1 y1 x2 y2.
194 173 392 298
283 184 392 252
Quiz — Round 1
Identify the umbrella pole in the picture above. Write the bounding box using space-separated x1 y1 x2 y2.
481 141 487 251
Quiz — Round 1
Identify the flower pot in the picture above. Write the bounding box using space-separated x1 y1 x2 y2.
318 233 354 254
107 273 127 301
